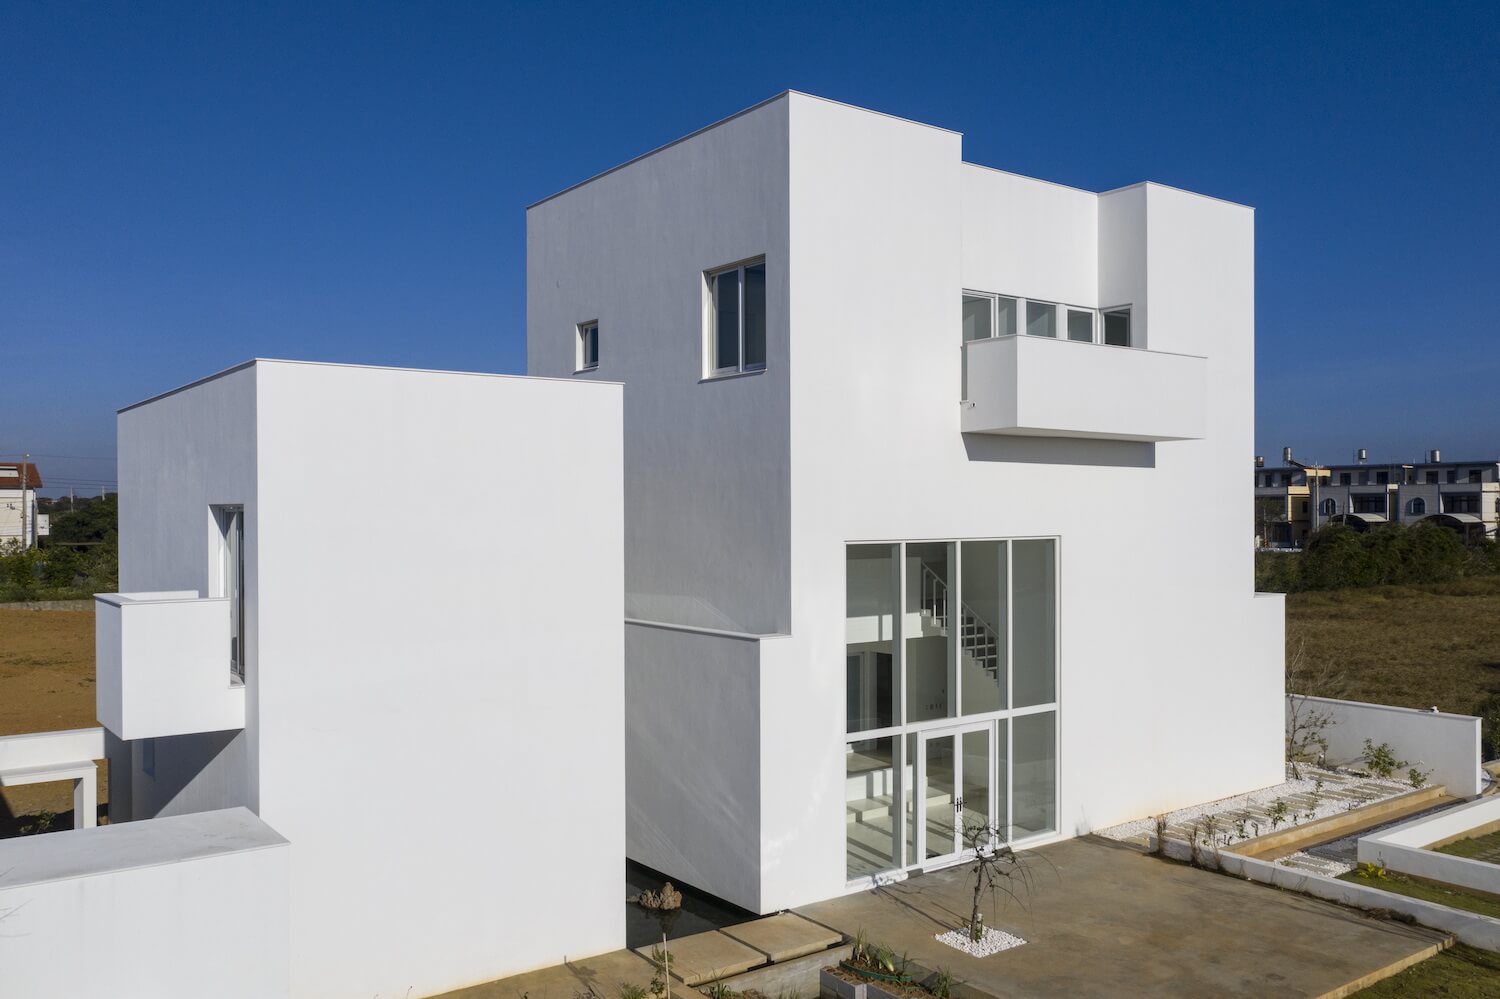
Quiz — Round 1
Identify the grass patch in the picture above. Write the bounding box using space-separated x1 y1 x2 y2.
1436 830 1500 863
1352 943 1500 997
1336 868 1500 920
1288 576 1500 714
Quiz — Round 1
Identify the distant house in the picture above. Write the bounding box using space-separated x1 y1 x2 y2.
1256 450 1500 545
0 462 43 549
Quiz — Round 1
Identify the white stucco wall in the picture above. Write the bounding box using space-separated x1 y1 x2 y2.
526 96 791 636
115 360 626 998
528 91 1283 913
117 365 261 819
0 808 289 999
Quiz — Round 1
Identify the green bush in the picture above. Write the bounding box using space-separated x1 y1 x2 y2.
1256 522 1497 594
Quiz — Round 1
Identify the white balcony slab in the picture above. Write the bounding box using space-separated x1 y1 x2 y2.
962 335 1207 442
96 592 245 741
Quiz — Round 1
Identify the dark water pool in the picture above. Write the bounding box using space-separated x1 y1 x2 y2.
625 860 757 950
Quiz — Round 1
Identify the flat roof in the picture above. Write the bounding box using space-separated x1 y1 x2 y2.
527 90 1251 211
118 357 621 415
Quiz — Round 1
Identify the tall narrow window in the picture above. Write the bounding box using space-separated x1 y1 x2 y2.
214 506 245 683
846 544 899 733
1103 308 1131 347
708 259 766 375
1025 301 1056 338
1066 309 1094 342
576 321 599 372
906 542 956 722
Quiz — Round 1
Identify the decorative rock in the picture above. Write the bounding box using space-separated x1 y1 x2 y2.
935 927 1026 957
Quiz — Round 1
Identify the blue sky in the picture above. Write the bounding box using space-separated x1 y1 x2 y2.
2 1 1496 494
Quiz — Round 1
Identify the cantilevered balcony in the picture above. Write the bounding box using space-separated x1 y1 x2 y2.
95 591 245 741
961 335 1206 442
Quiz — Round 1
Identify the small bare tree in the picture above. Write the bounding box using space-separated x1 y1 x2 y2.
960 821 1045 942
1285 630 1345 779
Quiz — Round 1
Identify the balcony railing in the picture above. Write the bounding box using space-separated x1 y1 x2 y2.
95 591 246 741
961 335 1206 443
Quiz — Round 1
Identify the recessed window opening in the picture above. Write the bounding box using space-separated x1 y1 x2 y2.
707 259 766 375
576 321 599 372
1102 308 1131 347
212 505 246 684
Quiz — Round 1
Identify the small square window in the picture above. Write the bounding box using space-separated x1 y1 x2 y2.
1025 301 1057 338
1066 309 1094 342
576 322 599 372
707 259 766 375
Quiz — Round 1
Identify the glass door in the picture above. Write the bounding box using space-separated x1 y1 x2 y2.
918 722 994 867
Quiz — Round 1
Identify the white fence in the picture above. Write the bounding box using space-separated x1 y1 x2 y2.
0 808 289 998
1358 795 1500 895
1288 694 1483 797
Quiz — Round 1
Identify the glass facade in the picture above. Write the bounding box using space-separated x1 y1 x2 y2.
844 539 1059 883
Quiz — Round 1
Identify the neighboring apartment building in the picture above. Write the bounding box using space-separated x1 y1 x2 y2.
1256 451 1500 544
527 92 1284 915
0 460 43 548
85 360 625 998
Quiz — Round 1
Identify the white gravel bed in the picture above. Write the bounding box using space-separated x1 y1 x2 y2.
1096 765 1410 847
935 927 1025 957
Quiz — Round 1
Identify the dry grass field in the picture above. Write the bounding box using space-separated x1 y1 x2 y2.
0 606 106 834
1287 576 1500 714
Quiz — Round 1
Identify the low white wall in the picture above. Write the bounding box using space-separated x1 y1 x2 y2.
1289 694 1482 797
1359 796 1500 896
0 808 290 998
0 727 104 769
1156 840 1500 951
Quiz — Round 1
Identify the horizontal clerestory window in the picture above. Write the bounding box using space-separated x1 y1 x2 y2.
962 292 1133 349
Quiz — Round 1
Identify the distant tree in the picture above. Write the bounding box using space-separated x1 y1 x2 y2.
46 494 117 546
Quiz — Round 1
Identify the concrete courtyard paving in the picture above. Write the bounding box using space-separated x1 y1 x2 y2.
795 836 1448 998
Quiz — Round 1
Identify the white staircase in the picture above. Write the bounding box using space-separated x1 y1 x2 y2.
919 564 1001 678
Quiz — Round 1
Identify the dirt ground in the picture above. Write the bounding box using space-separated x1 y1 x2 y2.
0 606 107 834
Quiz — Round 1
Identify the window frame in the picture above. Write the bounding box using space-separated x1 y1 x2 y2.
575 320 599 373
961 291 1137 349
705 257 767 378
843 534 1061 885
1100 306 1133 347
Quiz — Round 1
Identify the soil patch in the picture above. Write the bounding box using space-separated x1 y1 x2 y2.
0 606 107 835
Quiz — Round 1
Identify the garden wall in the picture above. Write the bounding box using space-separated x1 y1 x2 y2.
1358 795 1500 895
1288 695 1482 796
0 807 289 998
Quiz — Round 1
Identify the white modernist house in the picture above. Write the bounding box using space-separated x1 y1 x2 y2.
528 91 1285 914
47 359 624 998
